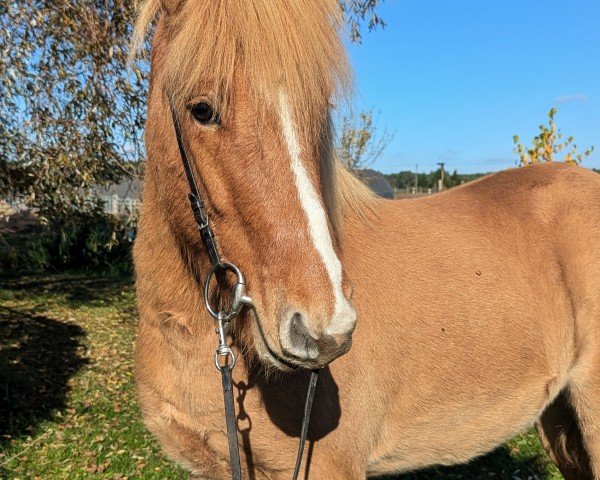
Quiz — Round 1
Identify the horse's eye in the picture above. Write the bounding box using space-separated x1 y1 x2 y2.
190 102 219 125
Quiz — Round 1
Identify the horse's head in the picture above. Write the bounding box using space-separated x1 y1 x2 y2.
139 0 359 370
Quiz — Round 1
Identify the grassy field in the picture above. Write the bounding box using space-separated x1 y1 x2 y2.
0 274 563 479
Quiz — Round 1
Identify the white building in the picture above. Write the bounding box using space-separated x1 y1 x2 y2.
97 178 143 216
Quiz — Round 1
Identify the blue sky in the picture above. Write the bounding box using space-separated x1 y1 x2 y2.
345 0 600 174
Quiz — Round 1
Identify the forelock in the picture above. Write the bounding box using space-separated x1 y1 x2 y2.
133 0 351 140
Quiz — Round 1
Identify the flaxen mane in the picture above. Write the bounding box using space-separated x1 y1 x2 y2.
132 0 376 231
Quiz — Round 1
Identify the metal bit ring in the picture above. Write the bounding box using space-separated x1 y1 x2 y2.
203 262 251 321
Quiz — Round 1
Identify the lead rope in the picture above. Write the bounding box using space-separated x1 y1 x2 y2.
169 101 319 480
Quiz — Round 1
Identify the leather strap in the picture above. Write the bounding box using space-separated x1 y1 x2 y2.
292 370 320 480
170 102 221 268
169 100 320 480
170 101 244 476
221 365 243 480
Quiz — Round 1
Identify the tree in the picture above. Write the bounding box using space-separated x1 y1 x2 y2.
0 1 383 224
0 0 148 223
448 169 462 188
341 0 386 42
337 109 394 171
513 107 594 167
385 170 484 192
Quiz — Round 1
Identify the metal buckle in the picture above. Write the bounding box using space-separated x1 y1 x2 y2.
203 262 253 322
214 313 236 370
214 346 236 371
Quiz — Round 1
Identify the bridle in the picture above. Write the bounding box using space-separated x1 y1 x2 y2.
169 100 319 480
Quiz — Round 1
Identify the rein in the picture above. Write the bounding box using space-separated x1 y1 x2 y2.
169 101 319 480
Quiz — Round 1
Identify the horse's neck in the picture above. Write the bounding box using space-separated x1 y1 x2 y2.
339 199 396 301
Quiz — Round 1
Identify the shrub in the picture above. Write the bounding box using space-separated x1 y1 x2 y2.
0 230 50 274
513 108 594 166
0 211 136 276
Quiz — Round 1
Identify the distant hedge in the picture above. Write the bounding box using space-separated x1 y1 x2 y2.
0 213 135 276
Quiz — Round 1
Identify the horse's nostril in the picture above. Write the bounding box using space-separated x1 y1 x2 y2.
290 312 302 335
281 312 320 360
279 310 354 364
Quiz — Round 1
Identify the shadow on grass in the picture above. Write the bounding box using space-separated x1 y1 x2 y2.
1 274 134 309
0 305 88 448
377 444 550 480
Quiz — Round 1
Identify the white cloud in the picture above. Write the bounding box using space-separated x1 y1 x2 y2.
556 94 588 104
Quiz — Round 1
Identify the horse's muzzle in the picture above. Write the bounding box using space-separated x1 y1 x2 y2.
279 310 354 367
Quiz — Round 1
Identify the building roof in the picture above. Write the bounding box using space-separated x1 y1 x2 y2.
358 169 394 199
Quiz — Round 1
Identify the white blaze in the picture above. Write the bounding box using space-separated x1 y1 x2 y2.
278 93 356 335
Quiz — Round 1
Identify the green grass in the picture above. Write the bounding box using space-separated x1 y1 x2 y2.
0 274 186 479
0 274 563 479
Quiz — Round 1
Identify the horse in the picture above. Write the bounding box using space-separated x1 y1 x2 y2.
131 0 600 478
